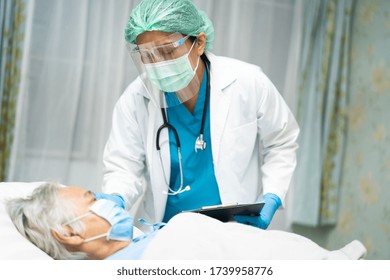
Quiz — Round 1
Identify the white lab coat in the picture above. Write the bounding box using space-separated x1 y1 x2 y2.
103 52 299 224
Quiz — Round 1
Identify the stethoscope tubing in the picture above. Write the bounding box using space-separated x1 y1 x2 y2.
156 55 210 195
156 110 181 151
156 54 210 153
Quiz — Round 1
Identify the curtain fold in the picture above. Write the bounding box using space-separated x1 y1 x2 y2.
293 0 356 226
0 0 26 181
9 0 139 188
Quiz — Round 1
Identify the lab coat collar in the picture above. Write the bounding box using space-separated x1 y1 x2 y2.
205 52 236 90
206 52 235 167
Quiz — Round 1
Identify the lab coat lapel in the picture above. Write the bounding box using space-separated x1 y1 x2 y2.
207 52 236 166
147 100 169 221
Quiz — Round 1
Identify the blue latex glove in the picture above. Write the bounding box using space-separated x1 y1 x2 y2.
234 193 281 229
93 192 126 209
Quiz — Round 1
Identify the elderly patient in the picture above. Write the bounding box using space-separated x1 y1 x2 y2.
6 182 141 260
6 182 367 260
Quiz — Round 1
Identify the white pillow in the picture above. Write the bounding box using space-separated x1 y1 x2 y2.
0 181 144 260
0 182 53 260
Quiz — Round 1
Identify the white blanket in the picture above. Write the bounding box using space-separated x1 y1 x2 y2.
141 213 367 260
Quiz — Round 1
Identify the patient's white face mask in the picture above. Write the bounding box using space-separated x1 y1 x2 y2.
63 199 134 242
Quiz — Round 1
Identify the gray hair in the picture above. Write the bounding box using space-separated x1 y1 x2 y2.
6 182 87 260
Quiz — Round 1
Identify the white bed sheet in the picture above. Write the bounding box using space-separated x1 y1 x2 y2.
1 182 367 260
141 212 367 260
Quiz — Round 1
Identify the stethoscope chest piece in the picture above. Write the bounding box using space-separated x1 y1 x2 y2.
195 134 206 152
156 54 211 195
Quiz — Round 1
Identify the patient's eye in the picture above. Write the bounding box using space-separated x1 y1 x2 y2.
84 190 96 203
90 192 97 202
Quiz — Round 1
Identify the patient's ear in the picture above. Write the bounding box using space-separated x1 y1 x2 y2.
51 228 84 246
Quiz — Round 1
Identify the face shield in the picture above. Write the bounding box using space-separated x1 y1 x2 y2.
128 32 201 108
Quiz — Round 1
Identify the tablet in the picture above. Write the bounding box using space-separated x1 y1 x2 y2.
182 202 265 222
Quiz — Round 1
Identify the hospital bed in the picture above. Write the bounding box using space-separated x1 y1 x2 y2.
0 182 367 260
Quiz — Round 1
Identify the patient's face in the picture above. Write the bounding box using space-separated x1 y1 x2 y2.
54 186 130 259
57 187 111 241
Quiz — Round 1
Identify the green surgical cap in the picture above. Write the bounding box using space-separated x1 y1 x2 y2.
125 0 214 51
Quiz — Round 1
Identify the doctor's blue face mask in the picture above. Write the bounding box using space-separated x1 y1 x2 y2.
63 199 134 243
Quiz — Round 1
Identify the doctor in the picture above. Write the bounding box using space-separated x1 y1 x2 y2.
99 0 299 230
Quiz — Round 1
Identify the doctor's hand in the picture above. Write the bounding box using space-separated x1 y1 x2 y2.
234 193 281 229
94 192 126 209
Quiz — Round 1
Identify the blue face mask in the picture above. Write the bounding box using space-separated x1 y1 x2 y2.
64 199 134 242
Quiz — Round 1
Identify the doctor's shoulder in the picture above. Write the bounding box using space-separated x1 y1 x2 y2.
120 77 147 99
116 77 150 107
214 55 268 85
214 55 273 96
112 77 150 121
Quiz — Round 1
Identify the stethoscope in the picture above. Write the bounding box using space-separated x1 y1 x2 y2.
156 55 210 196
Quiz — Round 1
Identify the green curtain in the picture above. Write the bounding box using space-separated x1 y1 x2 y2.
293 0 356 226
0 0 26 181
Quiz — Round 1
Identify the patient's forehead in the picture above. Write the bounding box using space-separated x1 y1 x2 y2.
58 186 86 198
57 186 95 208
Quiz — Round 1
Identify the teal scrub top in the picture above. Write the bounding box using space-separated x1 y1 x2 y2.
163 66 221 222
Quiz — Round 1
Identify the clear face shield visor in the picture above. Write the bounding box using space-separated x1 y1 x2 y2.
128 32 201 108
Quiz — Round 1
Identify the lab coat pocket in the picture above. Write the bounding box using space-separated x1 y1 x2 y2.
221 120 258 177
